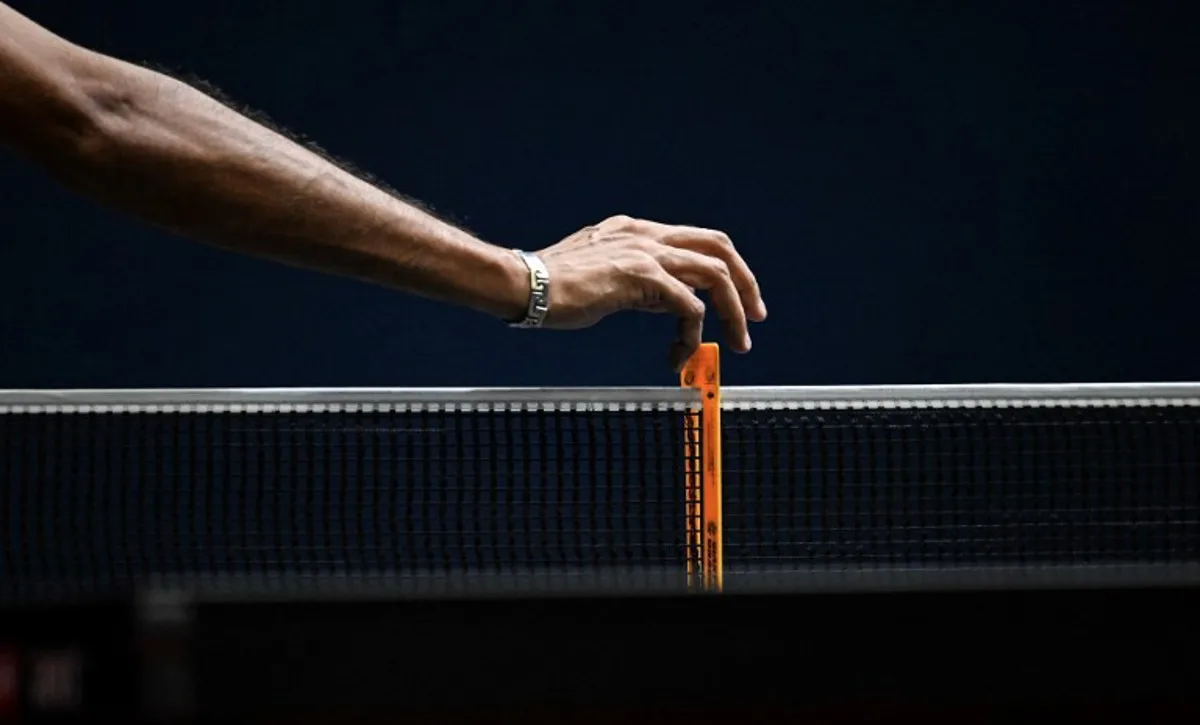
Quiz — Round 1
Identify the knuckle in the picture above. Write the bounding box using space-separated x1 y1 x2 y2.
604 214 636 229
709 258 733 279
639 248 662 266
622 251 659 277
636 236 666 256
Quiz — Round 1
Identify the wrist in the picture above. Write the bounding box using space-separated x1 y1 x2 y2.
480 244 531 322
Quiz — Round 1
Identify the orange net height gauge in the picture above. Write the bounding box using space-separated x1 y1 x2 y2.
681 343 723 593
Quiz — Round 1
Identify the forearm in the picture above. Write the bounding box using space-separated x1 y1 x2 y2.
25 52 527 320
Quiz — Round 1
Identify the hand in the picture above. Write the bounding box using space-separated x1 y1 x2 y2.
537 215 767 372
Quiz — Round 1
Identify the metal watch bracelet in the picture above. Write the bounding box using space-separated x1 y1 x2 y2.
508 249 550 328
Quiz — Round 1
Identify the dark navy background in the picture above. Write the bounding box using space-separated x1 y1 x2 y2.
0 1 1196 389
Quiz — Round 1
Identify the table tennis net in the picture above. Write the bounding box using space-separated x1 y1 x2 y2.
722 395 1200 589
2 385 1200 601
0 395 706 601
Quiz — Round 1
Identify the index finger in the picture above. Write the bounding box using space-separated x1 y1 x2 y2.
647 270 706 372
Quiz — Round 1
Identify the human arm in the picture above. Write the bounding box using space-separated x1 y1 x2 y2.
0 3 765 368
0 2 534 321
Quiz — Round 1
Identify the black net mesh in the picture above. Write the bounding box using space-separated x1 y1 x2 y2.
722 404 1200 582
5 394 1200 602
0 404 702 601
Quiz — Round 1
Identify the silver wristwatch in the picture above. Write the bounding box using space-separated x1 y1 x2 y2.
508 249 550 328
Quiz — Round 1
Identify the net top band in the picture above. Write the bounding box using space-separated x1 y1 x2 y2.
1 382 1199 413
